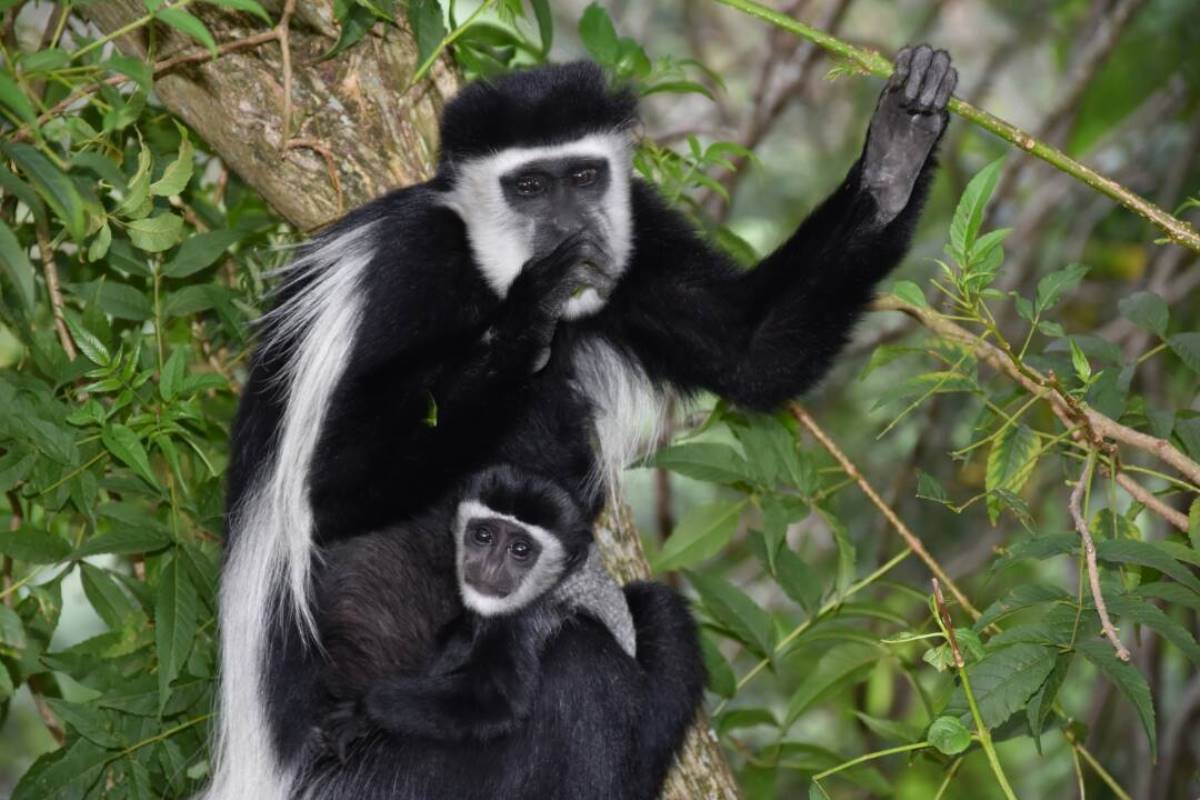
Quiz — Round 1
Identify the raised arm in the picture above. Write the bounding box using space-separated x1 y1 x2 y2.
612 46 956 411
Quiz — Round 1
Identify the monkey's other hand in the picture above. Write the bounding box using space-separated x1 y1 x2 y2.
863 44 957 224
321 698 372 764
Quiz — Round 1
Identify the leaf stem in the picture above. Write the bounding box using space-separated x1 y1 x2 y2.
711 0 1200 254
811 740 930 784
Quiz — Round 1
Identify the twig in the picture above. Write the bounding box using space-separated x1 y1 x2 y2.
790 404 980 618
28 675 65 745
873 297 1200 526
931 579 1018 800
711 0 1200 253
284 138 343 215
1069 452 1132 661
35 223 76 360
277 0 297 153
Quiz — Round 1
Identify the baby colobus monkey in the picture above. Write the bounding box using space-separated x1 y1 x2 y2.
301 466 702 800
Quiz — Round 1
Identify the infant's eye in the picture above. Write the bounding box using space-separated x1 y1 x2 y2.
509 539 532 560
472 526 493 545
571 167 598 187
514 174 546 196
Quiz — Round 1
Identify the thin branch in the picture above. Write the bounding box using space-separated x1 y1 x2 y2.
790 404 980 618
285 138 344 215
1069 452 1132 661
277 0 297 152
35 223 76 360
711 0 1200 254
873 296 1200 528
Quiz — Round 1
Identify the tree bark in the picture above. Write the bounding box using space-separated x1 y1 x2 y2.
81 4 741 796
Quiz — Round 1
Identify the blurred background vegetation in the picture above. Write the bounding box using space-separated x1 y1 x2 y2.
1 0 1198 798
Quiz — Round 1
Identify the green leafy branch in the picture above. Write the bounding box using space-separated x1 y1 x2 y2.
711 0 1200 254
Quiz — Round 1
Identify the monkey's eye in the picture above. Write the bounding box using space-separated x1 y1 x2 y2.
514 174 546 197
571 167 598 187
472 526 493 545
509 539 532 560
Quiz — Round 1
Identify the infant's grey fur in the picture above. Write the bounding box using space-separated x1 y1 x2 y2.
551 544 636 657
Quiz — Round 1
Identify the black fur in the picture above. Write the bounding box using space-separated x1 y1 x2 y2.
305 497 705 800
223 54 952 793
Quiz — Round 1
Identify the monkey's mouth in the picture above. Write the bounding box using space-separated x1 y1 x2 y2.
574 260 616 299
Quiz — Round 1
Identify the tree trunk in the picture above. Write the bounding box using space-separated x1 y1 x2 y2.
80 4 741 796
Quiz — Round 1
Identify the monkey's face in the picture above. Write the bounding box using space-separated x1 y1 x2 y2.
445 132 634 319
461 517 542 599
454 500 567 617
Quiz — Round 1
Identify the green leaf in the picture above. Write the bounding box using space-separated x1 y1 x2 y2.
784 642 878 725
529 0 553 54
160 347 188 401
0 142 87 242
76 527 173 559
1069 338 1092 384
652 442 750 485
0 71 37 128
946 643 1057 729
150 127 194 196
156 7 218 54
700 633 736 698
44 698 123 748
578 2 619 64
1107 593 1200 666
652 499 745 573
116 141 152 219
716 707 777 735
0 218 36 310
686 570 773 657
87 221 112 262
0 603 25 648
760 494 808 568
407 0 446 70
163 228 242 277
774 546 821 615
1167 332 1200 373
63 314 111 365
1027 652 1071 753
325 3 375 59
985 423 1040 524
156 557 199 706
203 0 271 22
85 279 155 320
915 470 951 506
948 157 1004 262
79 562 140 627
1118 291 1169 338
101 423 159 488
163 284 226 317
1095 539 1200 594
1035 263 1090 313
928 716 971 755
851 711 921 744
0 662 12 701
890 279 928 308
10 738 110 800
975 583 1072 630
127 211 184 252
0 529 72 563
1077 639 1155 758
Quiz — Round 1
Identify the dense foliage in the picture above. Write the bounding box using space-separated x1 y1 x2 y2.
1 0 1198 798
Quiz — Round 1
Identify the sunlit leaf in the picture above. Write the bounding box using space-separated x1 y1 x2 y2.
1078 640 1155 758
653 499 746 573
928 716 970 755
985 424 1040 524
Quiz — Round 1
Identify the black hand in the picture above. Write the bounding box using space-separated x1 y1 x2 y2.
493 231 603 372
863 44 958 223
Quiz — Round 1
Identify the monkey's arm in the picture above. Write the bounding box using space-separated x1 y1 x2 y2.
333 621 541 746
621 582 706 797
616 46 955 411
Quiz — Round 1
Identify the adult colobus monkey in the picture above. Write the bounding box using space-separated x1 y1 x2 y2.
300 465 702 800
210 49 956 798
